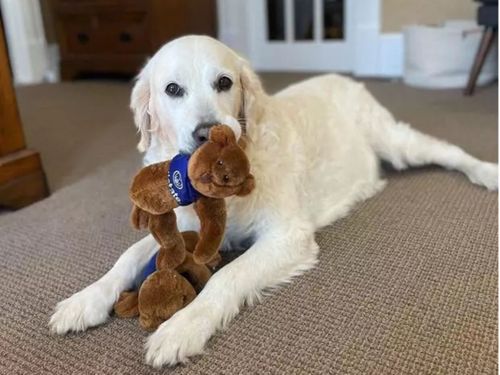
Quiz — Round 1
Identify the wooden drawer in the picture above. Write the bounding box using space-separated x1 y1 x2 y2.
51 0 217 79
59 11 150 55
54 0 148 14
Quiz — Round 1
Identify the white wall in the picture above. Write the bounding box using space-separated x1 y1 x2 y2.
382 0 475 32
217 0 486 78
217 0 253 59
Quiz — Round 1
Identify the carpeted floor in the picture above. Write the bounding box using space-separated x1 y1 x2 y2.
0 74 497 374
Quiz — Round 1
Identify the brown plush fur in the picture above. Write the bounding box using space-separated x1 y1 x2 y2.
137 269 195 331
114 231 217 331
114 125 254 331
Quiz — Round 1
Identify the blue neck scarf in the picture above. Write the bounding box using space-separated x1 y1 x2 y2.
134 252 158 288
167 154 200 206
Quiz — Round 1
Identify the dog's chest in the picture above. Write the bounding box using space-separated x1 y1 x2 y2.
222 195 259 250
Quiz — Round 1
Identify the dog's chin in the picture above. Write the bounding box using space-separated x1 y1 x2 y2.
179 147 194 155
178 141 199 155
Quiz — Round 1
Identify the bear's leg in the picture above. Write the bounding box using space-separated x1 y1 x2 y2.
138 269 196 331
149 211 186 269
114 291 139 318
177 253 212 293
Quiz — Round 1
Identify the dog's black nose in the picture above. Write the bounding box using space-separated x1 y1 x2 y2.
192 122 218 147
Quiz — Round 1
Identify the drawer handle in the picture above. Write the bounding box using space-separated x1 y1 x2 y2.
77 33 89 44
119 32 133 43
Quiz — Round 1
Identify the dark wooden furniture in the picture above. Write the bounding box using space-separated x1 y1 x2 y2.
51 0 217 79
464 0 498 95
0 21 49 209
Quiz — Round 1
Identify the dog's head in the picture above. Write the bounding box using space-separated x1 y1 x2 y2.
131 35 265 155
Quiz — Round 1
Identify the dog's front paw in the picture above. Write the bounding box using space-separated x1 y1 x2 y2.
49 284 111 334
145 303 215 367
466 161 498 191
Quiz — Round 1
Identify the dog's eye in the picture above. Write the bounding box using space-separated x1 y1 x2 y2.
165 83 184 97
216 76 233 92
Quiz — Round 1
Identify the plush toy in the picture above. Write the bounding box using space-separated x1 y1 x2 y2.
129 124 255 266
114 230 219 330
113 124 254 330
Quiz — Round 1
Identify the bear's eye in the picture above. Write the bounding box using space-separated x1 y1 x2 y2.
216 76 233 92
165 83 184 97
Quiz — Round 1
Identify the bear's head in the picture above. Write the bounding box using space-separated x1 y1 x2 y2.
188 125 255 198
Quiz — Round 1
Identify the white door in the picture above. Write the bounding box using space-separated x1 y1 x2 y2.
247 0 354 71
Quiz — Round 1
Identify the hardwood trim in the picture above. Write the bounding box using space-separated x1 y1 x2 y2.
0 149 44 185
0 170 49 209
0 149 49 209
0 19 50 209
0 19 26 156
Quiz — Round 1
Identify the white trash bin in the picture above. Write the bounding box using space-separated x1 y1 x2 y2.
403 20 498 89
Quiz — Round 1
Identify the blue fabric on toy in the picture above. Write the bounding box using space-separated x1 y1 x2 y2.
167 154 200 206
134 252 158 288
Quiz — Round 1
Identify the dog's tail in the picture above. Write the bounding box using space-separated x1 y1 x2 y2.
356 87 498 190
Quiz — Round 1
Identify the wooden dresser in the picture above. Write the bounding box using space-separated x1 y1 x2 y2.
51 0 217 79
0 21 49 209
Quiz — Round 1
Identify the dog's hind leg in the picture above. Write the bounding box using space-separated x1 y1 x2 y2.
357 88 498 190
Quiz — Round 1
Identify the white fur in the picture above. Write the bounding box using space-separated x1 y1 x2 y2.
49 36 498 367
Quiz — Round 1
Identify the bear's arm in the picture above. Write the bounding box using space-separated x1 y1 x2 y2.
129 161 178 215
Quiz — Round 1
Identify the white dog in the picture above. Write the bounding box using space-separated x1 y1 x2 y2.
49 35 498 367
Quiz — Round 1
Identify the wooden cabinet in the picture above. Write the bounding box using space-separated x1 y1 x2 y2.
52 0 217 79
0 21 49 209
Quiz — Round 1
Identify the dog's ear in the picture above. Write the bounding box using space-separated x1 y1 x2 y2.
130 61 152 152
239 59 265 132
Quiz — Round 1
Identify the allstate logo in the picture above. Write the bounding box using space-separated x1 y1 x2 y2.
173 170 183 190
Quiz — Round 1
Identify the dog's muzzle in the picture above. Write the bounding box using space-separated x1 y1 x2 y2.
192 122 218 148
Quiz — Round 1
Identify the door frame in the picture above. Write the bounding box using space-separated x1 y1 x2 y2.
217 0 403 76
246 0 355 72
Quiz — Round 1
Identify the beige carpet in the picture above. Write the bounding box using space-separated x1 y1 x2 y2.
0 75 497 374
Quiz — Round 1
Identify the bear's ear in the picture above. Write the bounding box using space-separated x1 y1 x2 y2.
236 174 255 197
209 125 236 146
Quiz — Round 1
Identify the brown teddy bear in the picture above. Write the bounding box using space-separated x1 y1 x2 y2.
113 125 254 330
129 124 254 266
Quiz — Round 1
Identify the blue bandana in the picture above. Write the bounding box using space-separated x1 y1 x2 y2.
134 252 158 288
167 154 200 206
